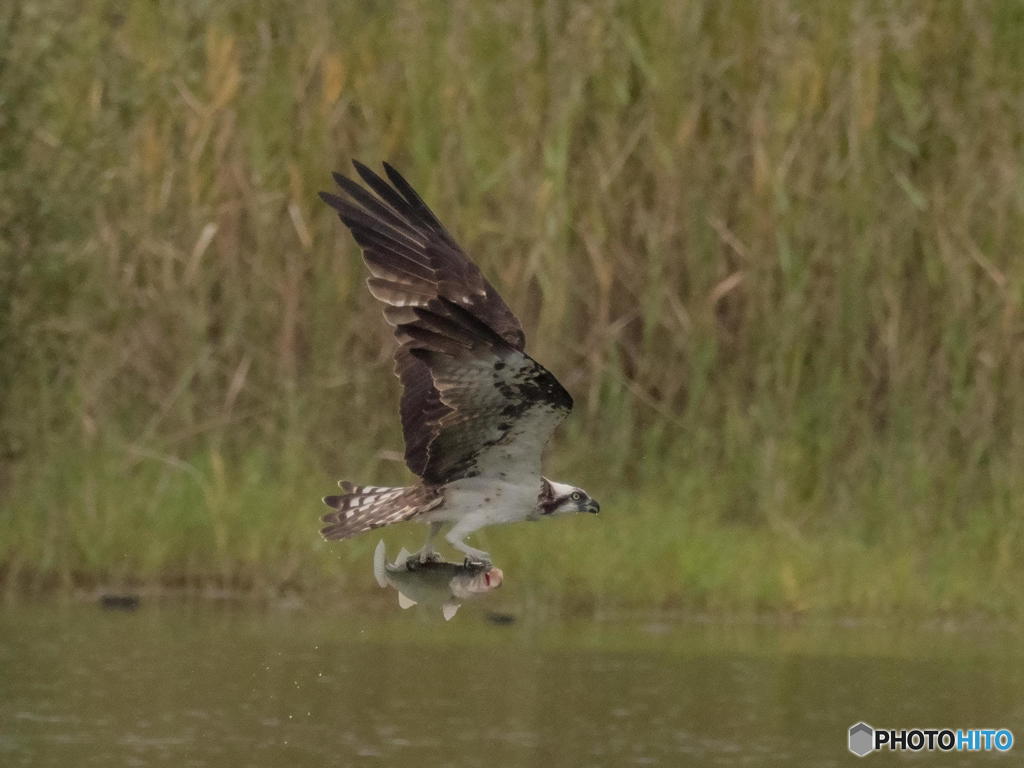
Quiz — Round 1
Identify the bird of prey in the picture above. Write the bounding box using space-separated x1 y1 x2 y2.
318 161 599 563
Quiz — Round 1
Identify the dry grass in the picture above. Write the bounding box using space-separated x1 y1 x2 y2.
2 1 1023 614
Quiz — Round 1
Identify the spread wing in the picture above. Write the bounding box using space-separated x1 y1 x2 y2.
320 162 573 485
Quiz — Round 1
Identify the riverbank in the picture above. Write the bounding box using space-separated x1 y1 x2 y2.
4 444 1020 619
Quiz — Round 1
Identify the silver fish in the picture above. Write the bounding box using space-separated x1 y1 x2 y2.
373 541 503 620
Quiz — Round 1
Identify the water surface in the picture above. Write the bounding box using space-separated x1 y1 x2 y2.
2 599 1021 766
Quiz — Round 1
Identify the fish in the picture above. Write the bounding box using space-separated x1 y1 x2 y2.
372 541 503 620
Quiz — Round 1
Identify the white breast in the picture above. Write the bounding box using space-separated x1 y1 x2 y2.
427 475 539 526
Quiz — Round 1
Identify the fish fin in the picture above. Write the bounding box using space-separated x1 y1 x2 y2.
398 592 417 609
395 547 412 567
373 540 388 588
442 600 461 621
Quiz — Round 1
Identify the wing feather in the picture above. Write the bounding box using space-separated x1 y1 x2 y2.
366 277 435 307
364 249 436 283
320 162 569 483
331 171 418 234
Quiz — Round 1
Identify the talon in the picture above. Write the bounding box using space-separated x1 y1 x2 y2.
446 534 490 566
409 548 442 565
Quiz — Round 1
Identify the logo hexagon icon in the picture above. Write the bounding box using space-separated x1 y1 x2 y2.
849 722 874 757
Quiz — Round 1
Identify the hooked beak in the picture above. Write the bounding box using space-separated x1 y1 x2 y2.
586 500 600 515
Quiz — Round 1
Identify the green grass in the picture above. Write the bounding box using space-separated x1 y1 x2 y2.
2 1 1024 616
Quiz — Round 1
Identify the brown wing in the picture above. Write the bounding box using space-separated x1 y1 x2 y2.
320 162 571 484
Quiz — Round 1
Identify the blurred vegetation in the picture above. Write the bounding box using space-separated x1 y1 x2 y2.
2 0 1023 616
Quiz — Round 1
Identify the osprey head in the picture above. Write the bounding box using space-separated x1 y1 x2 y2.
539 478 600 516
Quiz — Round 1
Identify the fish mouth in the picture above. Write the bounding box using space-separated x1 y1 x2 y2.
483 568 504 589
452 567 503 599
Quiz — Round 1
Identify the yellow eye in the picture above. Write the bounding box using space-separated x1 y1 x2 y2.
570 491 582 501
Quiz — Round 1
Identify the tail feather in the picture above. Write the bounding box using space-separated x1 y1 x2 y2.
320 482 442 540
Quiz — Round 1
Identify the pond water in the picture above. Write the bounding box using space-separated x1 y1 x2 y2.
2 598 1021 766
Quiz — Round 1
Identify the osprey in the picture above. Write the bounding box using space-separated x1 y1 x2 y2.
318 161 599 562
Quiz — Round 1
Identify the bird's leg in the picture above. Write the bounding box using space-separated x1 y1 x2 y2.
445 523 490 565
410 521 444 564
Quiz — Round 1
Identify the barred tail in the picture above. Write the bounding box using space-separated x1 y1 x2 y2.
320 481 441 540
